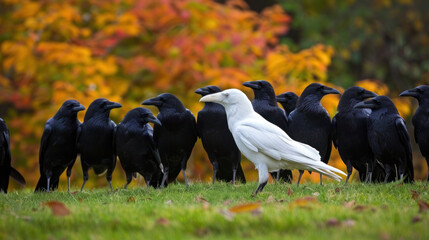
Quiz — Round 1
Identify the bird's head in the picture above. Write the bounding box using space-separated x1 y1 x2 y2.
84 98 122 121
200 88 249 107
337 86 377 111
194 85 222 96
276 92 298 105
298 83 340 105
242 80 275 101
142 93 185 111
122 107 161 126
58 100 85 115
400 85 429 104
354 95 398 113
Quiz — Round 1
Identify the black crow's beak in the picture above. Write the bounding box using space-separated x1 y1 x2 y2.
145 115 162 126
354 100 376 109
72 104 86 112
142 97 162 107
361 90 377 99
242 81 261 90
276 94 286 103
194 88 207 96
106 102 122 110
322 86 341 95
399 89 419 98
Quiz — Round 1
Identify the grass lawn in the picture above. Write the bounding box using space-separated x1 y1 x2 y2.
1 181 429 239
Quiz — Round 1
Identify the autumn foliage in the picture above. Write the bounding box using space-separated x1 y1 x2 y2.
0 0 418 189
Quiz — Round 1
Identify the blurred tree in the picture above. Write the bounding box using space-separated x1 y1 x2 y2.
0 0 346 189
280 0 429 94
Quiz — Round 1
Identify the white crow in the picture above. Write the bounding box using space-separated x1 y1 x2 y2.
200 89 346 195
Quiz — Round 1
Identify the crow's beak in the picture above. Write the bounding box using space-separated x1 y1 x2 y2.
361 90 378 99
354 100 376 109
194 88 207 96
142 97 162 107
145 115 162 126
200 92 223 103
72 104 85 112
399 89 419 98
242 81 261 90
276 95 286 103
106 102 122 110
322 86 341 95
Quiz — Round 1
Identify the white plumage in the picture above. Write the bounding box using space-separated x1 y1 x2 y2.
200 89 346 194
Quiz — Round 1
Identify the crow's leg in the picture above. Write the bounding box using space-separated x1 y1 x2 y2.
297 170 304 186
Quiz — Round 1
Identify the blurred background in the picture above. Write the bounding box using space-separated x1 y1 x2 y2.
1 0 428 190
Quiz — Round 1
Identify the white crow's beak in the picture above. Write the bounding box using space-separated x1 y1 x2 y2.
200 92 223 103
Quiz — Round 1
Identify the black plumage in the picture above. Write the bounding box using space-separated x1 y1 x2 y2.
78 98 122 191
142 93 197 187
355 96 414 182
35 100 85 192
116 107 164 189
332 87 379 183
242 80 293 182
400 85 429 181
0 118 25 193
287 83 340 185
195 86 246 184
276 92 299 116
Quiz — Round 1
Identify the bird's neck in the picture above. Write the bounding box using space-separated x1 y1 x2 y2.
224 102 254 127
337 98 360 113
254 91 277 106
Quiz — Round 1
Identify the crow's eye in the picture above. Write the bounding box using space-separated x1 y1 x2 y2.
417 88 424 94
222 92 229 97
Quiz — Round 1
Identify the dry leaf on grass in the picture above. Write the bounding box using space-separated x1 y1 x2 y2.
219 209 234 221
417 200 429 213
165 200 173 205
411 190 420 200
223 199 232 206
127 196 135 203
195 193 208 203
266 195 275 203
287 187 293 196
229 202 261 213
312 192 320 196
42 201 70 217
289 196 319 209
343 200 355 208
326 218 341 227
411 215 422 223
156 218 170 226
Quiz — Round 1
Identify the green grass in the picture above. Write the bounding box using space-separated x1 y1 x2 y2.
1 182 429 239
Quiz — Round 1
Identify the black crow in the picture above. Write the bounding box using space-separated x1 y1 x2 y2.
355 96 414 182
276 92 299 117
116 107 164 188
0 118 25 193
78 98 122 191
195 86 246 184
332 87 378 183
400 85 429 181
35 100 85 192
287 83 340 185
242 80 293 182
142 93 197 187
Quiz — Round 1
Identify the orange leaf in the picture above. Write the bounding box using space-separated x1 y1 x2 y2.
417 200 429 213
42 201 70 217
229 202 261 213
289 196 319 208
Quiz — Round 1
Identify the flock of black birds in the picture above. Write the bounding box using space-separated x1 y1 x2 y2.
1 81 429 194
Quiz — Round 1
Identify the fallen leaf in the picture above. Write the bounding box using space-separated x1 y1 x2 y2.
223 199 232 206
127 196 135 203
312 192 320 196
266 195 275 203
42 201 70 217
417 200 429 213
343 200 355 208
335 187 340 193
344 219 356 227
219 209 234 221
78 198 83 202
71 191 79 195
289 196 319 208
229 202 261 213
411 190 420 200
145 198 152 201
194 228 209 237
195 193 208 203
353 205 367 212
411 215 422 223
287 187 293 196
165 200 173 205
326 218 341 227
156 218 170 226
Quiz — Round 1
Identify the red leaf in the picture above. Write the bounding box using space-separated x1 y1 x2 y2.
42 201 70 217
